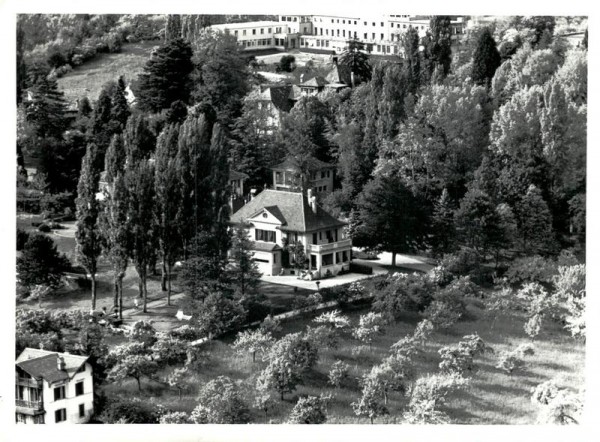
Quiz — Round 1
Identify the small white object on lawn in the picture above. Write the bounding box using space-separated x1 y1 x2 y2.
176 310 192 321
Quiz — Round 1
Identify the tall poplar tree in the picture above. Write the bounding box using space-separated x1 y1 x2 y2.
126 160 156 312
75 143 103 310
155 123 182 304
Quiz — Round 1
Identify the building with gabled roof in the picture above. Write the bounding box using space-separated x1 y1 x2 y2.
230 189 351 278
16 348 94 424
271 156 335 196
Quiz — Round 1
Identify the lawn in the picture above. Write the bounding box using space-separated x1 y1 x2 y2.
101 296 585 424
57 41 157 105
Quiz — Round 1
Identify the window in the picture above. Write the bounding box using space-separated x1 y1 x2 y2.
319 231 322 240
323 185 327 191
312 233 318 245
234 30 238 36
255 229 275 243
343 250 349 262
75 381 84 396
381 22 384 27
337 19 339 23
354 21 357 25
79 404 85 418
342 30 345 37
327 170 330 178
268 28 272 33
336 29 339 36
273 253 278 264
377 45 381 52
364 21 367 25
275 172 283 184
320 28 323 35
303 27 307 33
316 40 320 47
243 30 246 36
311 254 317 268
253 258 269 263
322 253 334 266
16 413 27 423
354 31 357 38
260 28 264 34
54 385 66 401
326 29 329 35
331 19 334 23
326 41 330 47
364 33 367 39
55 408 67 423
403 24 407 29
372 33 375 40
252 29 256 35
372 22 376 26
342 20 345 24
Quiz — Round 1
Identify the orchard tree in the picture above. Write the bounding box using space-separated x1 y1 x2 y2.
403 373 468 424
352 312 386 349
413 319 435 346
328 360 350 388
75 143 103 310
232 329 274 364
288 395 328 424
496 343 535 375
190 376 251 424
105 342 159 392
351 376 389 424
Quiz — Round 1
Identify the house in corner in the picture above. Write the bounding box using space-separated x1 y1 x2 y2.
271 156 335 197
15 348 94 424
230 188 352 278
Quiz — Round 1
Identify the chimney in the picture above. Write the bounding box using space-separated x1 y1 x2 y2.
307 189 317 214
57 356 66 371
300 73 304 83
250 188 257 200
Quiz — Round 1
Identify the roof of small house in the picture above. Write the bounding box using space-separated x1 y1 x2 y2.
245 85 294 112
299 76 328 88
252 242 283 252
229 170 250 181
230 189 346 233
16 348 89 383
271 156 333 172
325 64 353 86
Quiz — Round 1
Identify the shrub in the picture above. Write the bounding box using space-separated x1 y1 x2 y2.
17 229 30 251
278 55 296 72
98 396 160 423
350 262 373 275
37 223 51 233
505 255 557 288
372 272 436 321
496 343 535 375
191 376 251 424
159 411 190 424
424 301 462 330
440 248 480 278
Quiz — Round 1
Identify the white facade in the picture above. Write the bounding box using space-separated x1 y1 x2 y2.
16 350 94 424
212 15 466 55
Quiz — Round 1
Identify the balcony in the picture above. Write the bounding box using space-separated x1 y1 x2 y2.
307 238 352 253
16 399 44 411
15 376 42 388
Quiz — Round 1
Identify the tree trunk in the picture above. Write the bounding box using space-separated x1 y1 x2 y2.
118 277 124 320
142 272 148 313
167 264 172 306
161 257 167 292
252 351 256 363
91 274 97 310
178 388 182 401
136 377 142 392
392 252 397 267
113 278 119 308
281 391 284 401
138 276 143 298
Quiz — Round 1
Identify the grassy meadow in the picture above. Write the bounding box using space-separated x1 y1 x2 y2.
101 297 585 424
57 41 157 106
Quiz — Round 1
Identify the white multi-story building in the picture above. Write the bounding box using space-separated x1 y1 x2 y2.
16 348 94 424
210 15 466 55
230 188 351 278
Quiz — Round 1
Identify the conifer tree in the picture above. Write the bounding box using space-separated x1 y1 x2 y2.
515 184 556 255
75 143 103 310
431 189 456 257
104 134 126 184
229 225 262 298
400 27 421 95
124 113 156 164
136 38 194 112
338 39 372 85
89 87 114 153
471 27 501 87
110 76 130 133
154 123 182 303
428 16 453 81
